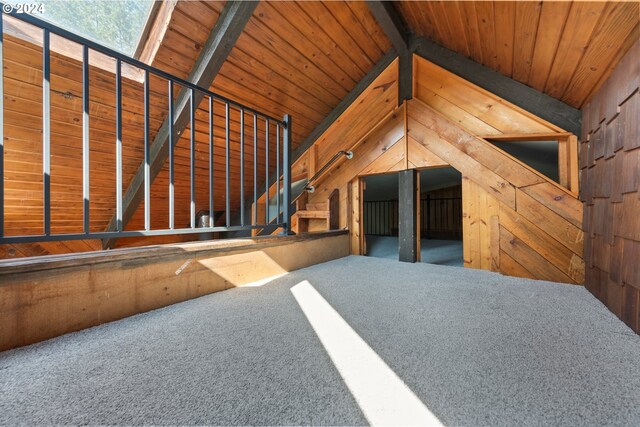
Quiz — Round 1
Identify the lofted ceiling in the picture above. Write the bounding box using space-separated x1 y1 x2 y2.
150 0 392 149
395 1 640 108
1 0 638 256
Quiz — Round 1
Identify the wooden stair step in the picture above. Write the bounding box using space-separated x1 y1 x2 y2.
296 210 330 219
305 203 329 211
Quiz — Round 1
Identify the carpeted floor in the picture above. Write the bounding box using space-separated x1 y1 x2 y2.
366 235 464 266
1 256 639 425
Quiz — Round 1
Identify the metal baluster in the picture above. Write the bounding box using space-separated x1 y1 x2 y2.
82 45 90 234
115 59 122 231
143 70 150 231
282 115 292 235
240 108 245 226
253 114 257 226
208 97 214 228
168 80 174 229
0 14 4 236
225 103 230 227
43 29 51 235
276 124 280 224
265 119 269 224
190 88 195 229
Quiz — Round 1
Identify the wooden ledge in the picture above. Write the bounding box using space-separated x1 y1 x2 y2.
0 230 347 277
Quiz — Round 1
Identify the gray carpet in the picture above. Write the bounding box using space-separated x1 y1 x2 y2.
366 235 464 266
1 256 639 425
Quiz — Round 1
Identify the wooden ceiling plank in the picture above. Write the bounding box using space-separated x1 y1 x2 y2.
297 1 373 75
407 1 441 45
444 1 471 58
456 1 481 63
512 1 542 84
103 0 259 249
257 2 357 93
238 13 348 103
276 1 365 85
493 1 515 77
291 51 396 162
528 1 572 92
562 2 640 107
474 1 499 71
545 2 607 100
325 1 386 64
345 1 393 54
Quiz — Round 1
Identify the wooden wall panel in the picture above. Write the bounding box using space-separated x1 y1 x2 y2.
581 40 640 333
0 231 349 351
397 1 640 108
278 54 583 284
408 98 584 284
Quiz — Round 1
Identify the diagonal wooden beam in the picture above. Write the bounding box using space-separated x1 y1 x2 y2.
365 1 408 53
366 1 411 105
103 1 258 249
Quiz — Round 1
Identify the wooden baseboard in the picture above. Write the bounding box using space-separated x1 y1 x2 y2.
0 231 349 351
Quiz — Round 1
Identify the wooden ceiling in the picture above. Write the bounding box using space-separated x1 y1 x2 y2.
2 0 638 257
396 1 640 108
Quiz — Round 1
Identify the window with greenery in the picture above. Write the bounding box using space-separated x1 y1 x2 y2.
10 0 155 56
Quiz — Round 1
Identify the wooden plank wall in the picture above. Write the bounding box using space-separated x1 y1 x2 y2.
580 40 640 332
292 54 584 283
0 231 350 351
408 99 585 284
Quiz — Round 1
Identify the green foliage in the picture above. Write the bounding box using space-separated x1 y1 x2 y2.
22 0 155 55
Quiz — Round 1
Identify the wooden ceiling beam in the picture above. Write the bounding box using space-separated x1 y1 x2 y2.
366 1 411 105
366 1 408 53
103 1 259 249
409 35 582 137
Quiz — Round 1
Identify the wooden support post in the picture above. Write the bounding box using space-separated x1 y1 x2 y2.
399 169 418 262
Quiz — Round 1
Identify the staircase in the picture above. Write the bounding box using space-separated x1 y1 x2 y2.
293 189 340 233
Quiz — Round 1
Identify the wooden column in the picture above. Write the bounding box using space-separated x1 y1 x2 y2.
398 169 418 262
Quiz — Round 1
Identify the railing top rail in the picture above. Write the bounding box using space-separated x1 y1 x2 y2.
2 7 285 125
306 150 353 190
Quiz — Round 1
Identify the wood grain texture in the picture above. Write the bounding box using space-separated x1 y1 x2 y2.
397 0 639 108
0 231 349 351
581 39 640 332
1 1 393 257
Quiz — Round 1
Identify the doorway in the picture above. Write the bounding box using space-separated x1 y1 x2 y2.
362 173 399 259
419 167 463 267
361 168 463 267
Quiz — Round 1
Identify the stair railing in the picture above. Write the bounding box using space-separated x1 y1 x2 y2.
0 9 293 244
305 150 353 192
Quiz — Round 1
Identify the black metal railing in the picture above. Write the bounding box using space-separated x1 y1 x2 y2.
0 9 292 244
363 197 462 239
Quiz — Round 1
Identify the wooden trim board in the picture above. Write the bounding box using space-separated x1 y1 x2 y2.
0 231 349 351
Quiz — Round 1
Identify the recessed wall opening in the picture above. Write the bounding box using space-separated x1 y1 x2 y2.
362 173 399 260
361 168 463 267
419 167 463 267
488 140 559 184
